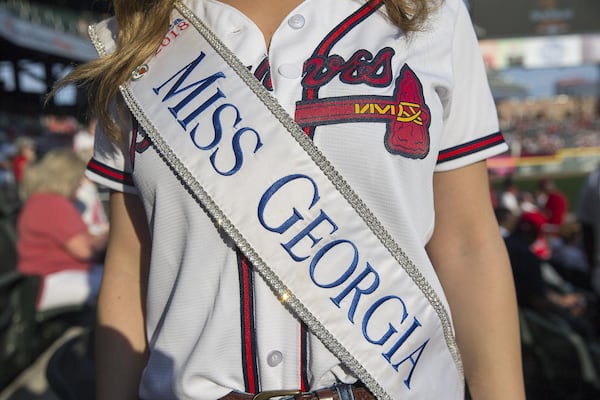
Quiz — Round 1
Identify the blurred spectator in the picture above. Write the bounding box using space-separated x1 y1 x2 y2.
72 117 109 233
75 175 109 235
495 206 517 238
505 212 595 338
577 164 600 296
0 143 16 190
499 175 521 216
549 222 591 290
537 178 568 232
518 191 539 214
0 142 20 219
12 136 36 184
517 208 553 260
17 149 107 311
73 117 97 159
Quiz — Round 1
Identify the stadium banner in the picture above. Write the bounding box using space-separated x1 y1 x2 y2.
479 35 584 69
0 5 97 61
469 0 600 39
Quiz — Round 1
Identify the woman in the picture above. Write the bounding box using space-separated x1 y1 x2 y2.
61 0 525 398
17 148 107 311
12 136 36 184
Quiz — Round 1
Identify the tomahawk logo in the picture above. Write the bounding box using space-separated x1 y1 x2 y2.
294 0 431 159
295 64 431 159
383 65 430 158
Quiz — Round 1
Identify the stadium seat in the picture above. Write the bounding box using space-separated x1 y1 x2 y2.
46 328 95 400
0 183 20 275
0 272 91 391
519 308 600 399
0 271 32 389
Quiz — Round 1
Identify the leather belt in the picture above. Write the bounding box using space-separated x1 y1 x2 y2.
220 386 375 400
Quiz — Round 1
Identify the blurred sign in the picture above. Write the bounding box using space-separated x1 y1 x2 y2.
480 35 583 69
0 5 97 61
524 35 582 68
582 34 600 63
470 0 600 39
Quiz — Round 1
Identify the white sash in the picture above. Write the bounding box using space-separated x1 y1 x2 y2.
90 2 463 399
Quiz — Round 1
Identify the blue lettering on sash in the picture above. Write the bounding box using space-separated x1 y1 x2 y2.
282 210 338 262
147 48 434 390
311 240 358 290
363 296 409 345
258 174 319 233
152 52 263 176
331 262 379 323
390 340 430 389
257 174 430 389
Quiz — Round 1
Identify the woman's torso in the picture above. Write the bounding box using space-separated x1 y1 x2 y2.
17 192 90 276
87 0 506 398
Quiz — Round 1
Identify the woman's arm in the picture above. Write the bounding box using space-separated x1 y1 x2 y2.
425 161 525 399
96 191 151 400
65 230 108 261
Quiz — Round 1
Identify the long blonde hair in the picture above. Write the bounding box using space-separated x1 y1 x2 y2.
58 0 440 142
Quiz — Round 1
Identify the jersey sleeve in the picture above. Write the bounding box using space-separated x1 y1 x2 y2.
85 116 138 195
434 2 508 172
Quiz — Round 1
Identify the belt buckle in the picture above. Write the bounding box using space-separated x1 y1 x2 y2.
252 390 302 400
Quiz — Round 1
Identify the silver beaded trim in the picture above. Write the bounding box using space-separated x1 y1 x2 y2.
89 3 464 397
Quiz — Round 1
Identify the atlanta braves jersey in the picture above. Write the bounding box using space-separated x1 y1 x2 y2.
86 0 508 399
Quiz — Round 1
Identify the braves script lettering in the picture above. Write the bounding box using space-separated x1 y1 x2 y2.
302 48 394 88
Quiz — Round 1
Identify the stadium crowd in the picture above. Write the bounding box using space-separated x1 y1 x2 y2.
500 113 600 156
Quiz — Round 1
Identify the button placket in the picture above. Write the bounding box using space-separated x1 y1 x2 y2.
266 350 284 367
287 14 306 29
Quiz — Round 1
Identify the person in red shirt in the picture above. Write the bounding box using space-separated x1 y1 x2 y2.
17 148 107 311
12 136 36 184
538 178 569 231
519 211 552 260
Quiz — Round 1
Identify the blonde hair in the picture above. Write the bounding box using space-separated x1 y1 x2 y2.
20 149 86 200
56 0 440 142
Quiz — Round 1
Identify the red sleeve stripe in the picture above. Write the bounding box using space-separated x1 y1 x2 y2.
437 132 505 164
86 159 134 186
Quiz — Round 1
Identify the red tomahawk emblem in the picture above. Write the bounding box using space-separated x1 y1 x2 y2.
295 64 431 159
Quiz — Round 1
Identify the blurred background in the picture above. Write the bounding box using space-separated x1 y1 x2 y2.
468 0 600 204
0 0 599 399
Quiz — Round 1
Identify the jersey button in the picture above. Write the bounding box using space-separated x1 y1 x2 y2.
267 350 284 367
288 14 306 29
277 64 302 79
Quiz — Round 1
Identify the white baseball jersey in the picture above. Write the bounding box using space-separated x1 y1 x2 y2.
86 0 507 398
